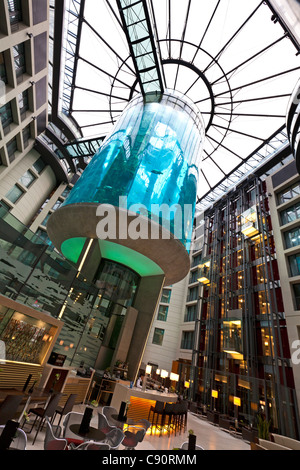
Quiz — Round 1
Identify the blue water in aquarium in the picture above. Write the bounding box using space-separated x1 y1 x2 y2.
63 91 204 249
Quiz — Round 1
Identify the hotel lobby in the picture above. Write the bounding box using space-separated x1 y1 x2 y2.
1 0 300 453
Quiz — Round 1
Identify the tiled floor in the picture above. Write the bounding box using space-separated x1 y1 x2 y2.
22 404 250 451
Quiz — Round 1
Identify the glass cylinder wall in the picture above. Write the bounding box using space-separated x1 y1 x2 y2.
62 89 204 250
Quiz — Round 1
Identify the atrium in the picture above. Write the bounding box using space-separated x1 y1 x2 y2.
1 0 300 452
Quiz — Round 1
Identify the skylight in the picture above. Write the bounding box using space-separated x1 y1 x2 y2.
57 0 300 210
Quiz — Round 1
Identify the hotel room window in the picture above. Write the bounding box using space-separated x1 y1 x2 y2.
13 42 26 83
0 52 7 84
157 305 168 321
19 170 36 188
152 328 164 346
0 101 13 135
160 288 171 303
5 184 23 204
181 331 194 350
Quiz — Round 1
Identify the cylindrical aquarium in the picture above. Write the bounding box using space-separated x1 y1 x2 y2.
47 90 205 284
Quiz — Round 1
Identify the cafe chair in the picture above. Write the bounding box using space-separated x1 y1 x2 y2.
161 402 176 436
52 393 77 427
44 417 68 450
102 406 122 428
0 394 24 425
126 418 151 433
26 392 62 445
104 427 125 449
97 412 116 434
0 424 27 450
147 400 164 434
72 440 111 450
122 428 146 450
180 441 204 450
62 411 85 446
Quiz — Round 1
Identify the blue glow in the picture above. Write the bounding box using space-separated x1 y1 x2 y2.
63 90 204 249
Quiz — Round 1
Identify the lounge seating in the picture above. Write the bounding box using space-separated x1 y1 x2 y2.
219 417 232 431
207 410 219 425
271 433 300 450
242 426 258 443
259 438 291 450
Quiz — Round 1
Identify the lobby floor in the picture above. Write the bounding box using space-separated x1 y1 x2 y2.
23 404 250 451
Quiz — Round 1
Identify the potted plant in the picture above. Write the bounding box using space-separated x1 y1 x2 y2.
188 429 196 450
257 413 271 441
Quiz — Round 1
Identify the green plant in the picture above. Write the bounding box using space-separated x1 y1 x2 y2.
257 414 271 440
188 429 194 435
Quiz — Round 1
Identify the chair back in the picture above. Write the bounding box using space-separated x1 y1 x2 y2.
62 393 77 415
45 393 63 419
0 424 27 450
105 427 125 449
154 401 164 412
136 428 146 442
86 442 111 450
136 419 151 431
44 417 67 450
102 406 120 427
97 412 115 433
164 402 174 413
0 395 24 425
62 411 84 439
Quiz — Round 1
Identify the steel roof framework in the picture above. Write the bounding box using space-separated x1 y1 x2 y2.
51 0 300 210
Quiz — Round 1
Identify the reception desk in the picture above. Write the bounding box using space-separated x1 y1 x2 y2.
111 383 178 422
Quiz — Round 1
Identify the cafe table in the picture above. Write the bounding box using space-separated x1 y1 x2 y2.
0 388 52 423
69 424 106 442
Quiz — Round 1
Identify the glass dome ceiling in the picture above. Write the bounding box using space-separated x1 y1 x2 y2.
53 0 300 210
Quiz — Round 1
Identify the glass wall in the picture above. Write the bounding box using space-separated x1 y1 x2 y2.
0 206 139 369
61 90 205 251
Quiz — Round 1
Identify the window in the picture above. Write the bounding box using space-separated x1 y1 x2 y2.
157 305 168 321
280 202 300 225
41 212 51 226
18 89 29 120
52 199 63 210
32 157 46 174
61 186 71 198
181 331 194 350
160 288 171 303
33 228 52 246
13 42 26 81
277 182 300 205
19 170 35 188
0 101 13 132
22 125 31 148
7 0 23 27
0 52 7 84
189 270 199 283
0 200 10 217
289 254 300 277
152 328 164 346
185 304 197 322
292 284 300 310
6 136 18 162
5 184 23 203
284 227 300 249
187 286 198 302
